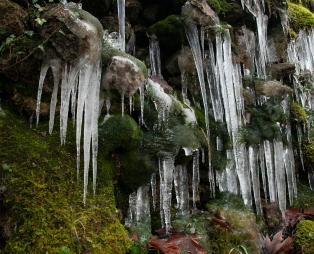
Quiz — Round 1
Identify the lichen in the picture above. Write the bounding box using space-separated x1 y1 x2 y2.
288 2 314 31
295 220 314 254
0 109 131 254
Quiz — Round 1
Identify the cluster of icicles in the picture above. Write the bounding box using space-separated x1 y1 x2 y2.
36 5 102 204
35 0 314 233
126 0 314 233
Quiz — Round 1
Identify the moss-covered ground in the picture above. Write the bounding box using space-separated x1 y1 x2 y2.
0 108 131 254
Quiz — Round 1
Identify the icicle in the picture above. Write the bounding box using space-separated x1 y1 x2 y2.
249 146 262 215
282 98 297 204
297 124 305 172
225 150 238 195
241 0 268 78
70 76 78 122
192 150 200 209
48 59 61 134
201 148 205 164
184 22 209 132
151 173 157 211
117 0 125 52
125 192 137 227
274 139 287 213
205 40 224 122
136 186 151 224
173 165 189 216
159 155 175 234
36 16 103 204
258 144 268 201
264 140 276 202
121 93 125 117
149 36 162 77
36 62 50 126
139 84 145 125
129 96 133 114
185 21 213 196
235 144 252 207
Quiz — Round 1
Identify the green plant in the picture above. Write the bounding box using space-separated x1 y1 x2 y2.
229 245 249 254
0 34 16 53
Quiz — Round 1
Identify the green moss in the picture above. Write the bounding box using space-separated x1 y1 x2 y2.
99 114 141 153
293 183 314 208
207 0 232 15
0 109 131 254
147 15 184 51
303 141 314 171
240 99 286 145
291 101 309 122
205 193 260 254
288 2 314 31
295 220 314 254
173 193 259 254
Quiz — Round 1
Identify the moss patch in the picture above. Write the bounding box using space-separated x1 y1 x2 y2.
291 101 309 122
288 2 314 31
207 0 232 15
293 183 314 208
0 109 131 254
147 15 184 51
240 99 286 145
295 220 314 254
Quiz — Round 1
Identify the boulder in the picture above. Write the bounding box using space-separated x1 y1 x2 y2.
268 63 296 80
42 3 103 63
102 56 145 97
181 0 219 27
255 80 293 97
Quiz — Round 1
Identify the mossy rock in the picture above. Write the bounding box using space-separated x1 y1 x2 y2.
288 2 314 31
147 15 184 51
0 109 131 254
118 151 155 192
102 40 148 78
240 99 286 145
290 101 308 122
295 220 314 254
207 0 232 15
99 114 141 153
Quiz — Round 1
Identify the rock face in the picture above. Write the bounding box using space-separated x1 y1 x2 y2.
178 46 196 75
181 0 219 26
102 56 145 96
269 63 296 80
255 80 293 97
